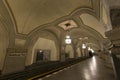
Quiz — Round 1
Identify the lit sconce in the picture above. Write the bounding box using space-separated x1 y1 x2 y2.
66 35 70 38
91 49 94 53
82 43 86 49
65 35 71 44
109 50 111 54
64 22 72 44
79 37 88 49
88 47 94 53
88 47 91 51
39 50 42 52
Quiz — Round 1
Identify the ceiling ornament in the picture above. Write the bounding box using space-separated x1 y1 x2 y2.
58 20 77 30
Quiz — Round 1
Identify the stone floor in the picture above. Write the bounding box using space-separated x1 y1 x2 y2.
38 56 115 80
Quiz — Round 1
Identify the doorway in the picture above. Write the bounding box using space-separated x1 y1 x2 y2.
36 49 51 62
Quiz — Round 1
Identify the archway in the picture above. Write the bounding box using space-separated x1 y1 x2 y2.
31 37 58 64
25 30 60 66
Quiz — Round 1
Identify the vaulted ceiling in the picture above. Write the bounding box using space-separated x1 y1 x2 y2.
3 0 113 50
6 0 93 34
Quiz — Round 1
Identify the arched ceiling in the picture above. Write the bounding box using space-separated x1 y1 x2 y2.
80 13 106 38
6 0 92 34
2 0 113 50
100 0 112 31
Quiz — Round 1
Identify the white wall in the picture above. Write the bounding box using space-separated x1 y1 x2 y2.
30 37 58 64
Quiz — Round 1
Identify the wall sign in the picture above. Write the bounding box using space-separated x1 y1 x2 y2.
2 48 27 74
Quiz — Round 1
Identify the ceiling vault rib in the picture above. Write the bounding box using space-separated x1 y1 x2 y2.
4 0 17 34
5 0 95 34
2 0 111 50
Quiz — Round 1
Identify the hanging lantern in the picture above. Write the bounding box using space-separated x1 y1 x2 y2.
65 35 71 44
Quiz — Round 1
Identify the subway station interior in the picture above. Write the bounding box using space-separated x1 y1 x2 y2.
0 0 120 80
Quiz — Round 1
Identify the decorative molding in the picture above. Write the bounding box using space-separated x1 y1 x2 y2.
3 0 104 46
3 0 17 34
15 33 27 40
0 1 108 53
5 0 95 35
3 0 105 46
4 0 101 36
0 0 15 48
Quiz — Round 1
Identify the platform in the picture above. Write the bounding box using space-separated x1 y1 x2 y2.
38 56 115 80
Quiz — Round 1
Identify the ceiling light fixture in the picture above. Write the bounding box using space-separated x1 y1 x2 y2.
82 43 86 49
65 22 72 44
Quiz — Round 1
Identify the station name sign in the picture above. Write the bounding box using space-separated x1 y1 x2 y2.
7 48 27 57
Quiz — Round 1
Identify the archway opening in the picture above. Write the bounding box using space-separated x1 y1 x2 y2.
30 37 59 64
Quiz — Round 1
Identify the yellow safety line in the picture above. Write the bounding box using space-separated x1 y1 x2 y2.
28 65 71 80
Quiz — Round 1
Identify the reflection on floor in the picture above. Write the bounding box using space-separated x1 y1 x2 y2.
38 56 115 80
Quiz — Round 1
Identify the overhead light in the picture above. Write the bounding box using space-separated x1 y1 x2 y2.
82 43 86 49
65 35 71 44
88 46 94 53
39 50 42 52
88 47 91 51
64 22 72 45
66 35 70 38
91 49 94 53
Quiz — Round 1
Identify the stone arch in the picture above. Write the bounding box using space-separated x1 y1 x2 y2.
0 0 16 72
31 37 58 64
71 8 99 20
25 30 60 66
27 8 99 37
0 21 9 70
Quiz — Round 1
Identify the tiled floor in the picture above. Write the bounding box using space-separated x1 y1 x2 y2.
38 56 115 80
